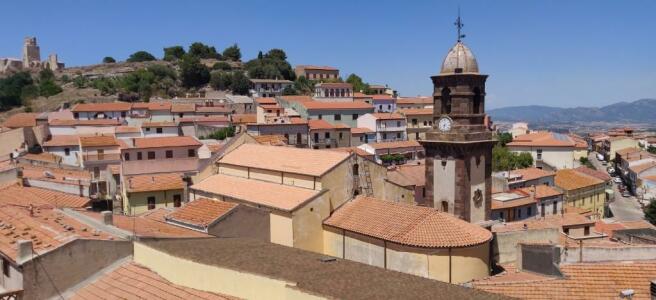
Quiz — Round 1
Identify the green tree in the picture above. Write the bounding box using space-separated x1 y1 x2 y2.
39 80 63 97
179 55 210 88
209 71 233 90
645 199 656 225
188 42 220 59
282 85 298 95
244 48 295 80
127 51 156 62
497 132 513 146
73 75 87 88
265 49 287 61
0 72 34 109
648 145 656 155
212 61 232 71
293 76 313 95
21 84 39 102
230 71 251 95
492 145 533 171
346 73 370 93
102 56 116 63
222 44 242 61
163 46 186 61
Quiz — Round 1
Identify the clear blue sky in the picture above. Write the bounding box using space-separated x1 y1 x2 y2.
2 0 655 109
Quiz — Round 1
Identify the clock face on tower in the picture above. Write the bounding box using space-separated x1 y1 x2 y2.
437 117 452 132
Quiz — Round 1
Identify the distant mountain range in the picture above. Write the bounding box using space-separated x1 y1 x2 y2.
488 98 656 124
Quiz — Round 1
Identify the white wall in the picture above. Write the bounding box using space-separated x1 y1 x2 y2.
508 146 574 170
45 146 80 166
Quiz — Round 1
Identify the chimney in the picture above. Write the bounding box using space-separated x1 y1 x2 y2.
17 240 33 264
101 211 113 226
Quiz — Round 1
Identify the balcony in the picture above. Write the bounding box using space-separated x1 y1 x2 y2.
376 126 406 132
83 153 121 162
312 138 338 148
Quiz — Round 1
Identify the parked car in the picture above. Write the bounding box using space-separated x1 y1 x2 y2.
613 177 622 183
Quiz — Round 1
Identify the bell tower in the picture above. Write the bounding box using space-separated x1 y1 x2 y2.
419 15 495 223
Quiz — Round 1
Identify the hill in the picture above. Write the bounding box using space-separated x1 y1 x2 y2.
488 98 656 124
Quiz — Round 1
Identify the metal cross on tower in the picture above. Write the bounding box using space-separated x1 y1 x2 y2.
455 8 465 42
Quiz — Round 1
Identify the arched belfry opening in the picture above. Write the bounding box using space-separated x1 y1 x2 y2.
473 87 482 114
441 88 452 114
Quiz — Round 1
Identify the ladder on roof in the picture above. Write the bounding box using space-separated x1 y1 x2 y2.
361 159 374 196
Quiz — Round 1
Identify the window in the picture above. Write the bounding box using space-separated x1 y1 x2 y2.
296 133 302 145
537 149 543 160
378 105 383 111
73 112 79 119
441 88 452 114
387 104 391 110
318 114 322 120
137 152 143 160
156 128 163 134
353 164 359 176
396 133 401 139
412 119 418 125
397 121 401 127
564 228 570 235
121 111 126 118
146 127 151 132
2 257 9 277
517 208 522 218
541 202 546 217
97 149 104 160
165 150 173 158
124 153 130 161
527 206 532 216
584 226 590 236
352 114 358 120
147 197 156 210
179 113 184 118
64 148 70 156
325 132 330 139
441 201 448 212
339 132 343 139
173 194 182 207
334 114 341 120
499 212 504 220
188 149 195 157
147 151 155 160
553 201 558 215
314 133 319 143
284 133 289 141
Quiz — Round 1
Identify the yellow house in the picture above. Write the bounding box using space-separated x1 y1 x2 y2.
122 173 186 215
399 108 433 141
323 196 492 284
555 169 607 219
603 137 639 160
190 143 354 253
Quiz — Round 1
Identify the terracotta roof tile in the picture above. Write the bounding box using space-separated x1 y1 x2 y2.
297 65 338 71
386 163 425 187
629 161 656 174
367 140 422 150
492 213 594 233
80 209 208 238
574 166 611 181
507 132 576 147
114 126 141 134
178 116 229 123
508 167 555 182
196 106 230 113
473 261 656 300
21 153 61 164
351 127 375 134
518 185 562 199
79 136 119 147
171 103 196 113
219 143 350 176
231 114 257 124
252 134 288 146
398 108 433 115
315 82 352 88
125 173 185 193
141 121 177 127
191 174 321 211
20 164 90 185
2 113 38 128
325 196 492 248
0 184 90 208
370 112 404 120
302 101 373 110
165 198 237 229
70 262 231 300
555 169 604 190
132 136 202 149
308 119 338 130
49 119 122 126
371 94 394 100
71 102 132 112
43 135 80 147
396 97 432 104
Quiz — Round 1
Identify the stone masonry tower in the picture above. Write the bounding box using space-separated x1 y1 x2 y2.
22 37 41 68
420 19 495 223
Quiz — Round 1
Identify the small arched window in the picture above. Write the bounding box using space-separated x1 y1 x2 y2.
441 88 452 114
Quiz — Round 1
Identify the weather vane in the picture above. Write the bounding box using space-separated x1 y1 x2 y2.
455 7 465 42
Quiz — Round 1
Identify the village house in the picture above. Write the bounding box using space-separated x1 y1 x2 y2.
555 168 609 219
368 84 390 95
614 147 656 195
189 143 354 253
121 136 202 176
357 113 408 143
602 136 639 161
141 121 179 137
225 94 255 114
114 125 142 139
370 94 397 112
122 172 186 215
48 118 122 136
79 135 122 176
323 196 492 284
178 116 230 137
506 131 579 170
350 127 377 146
384 162 426 204
279 95 374 127
18 164 92 197
249 78 293 98
492 167 556 192
294 65 339 80
313 82 354 102
491 185 564 222
399 108 433 140
358 140 424 165
308 119 351 149
42 135 81 166
71 102 133 120
395 96 433 109
246 120 309 147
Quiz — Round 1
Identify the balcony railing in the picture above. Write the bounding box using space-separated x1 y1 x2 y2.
83 154 121 162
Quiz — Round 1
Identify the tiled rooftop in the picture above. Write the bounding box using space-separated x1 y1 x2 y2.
70 261 231 299
507 132 576 147
302 101 373 110
398 108 433 115
473 261 656 300
165 198 237 229
230 114 257 124
0 184 90 208
21 164 90 186
192 174 321 212
386 163 425 187
79 135 120 147
508 167 555 182
2 113 38 128
370 112 404 120
367 140 422 150
219 143 350 176
71 102 132 112
125 173 185 193
573 166 611 181
43 135 80 147
80 209 208 238
555 169 604 190
49 119 122 126
325 196 492 248
133 136 202 149
492 213 594 233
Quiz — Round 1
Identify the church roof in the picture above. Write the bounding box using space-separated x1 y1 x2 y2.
440 42 479 74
